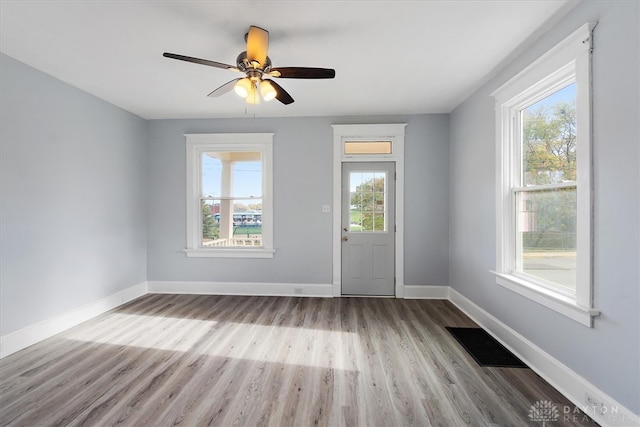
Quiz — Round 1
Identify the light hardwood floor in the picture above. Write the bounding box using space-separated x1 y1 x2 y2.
0 295 597 426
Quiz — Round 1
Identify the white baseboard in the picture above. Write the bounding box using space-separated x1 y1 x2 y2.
403 285 449 299
0 281 148 359
448 288 640 427
147 281 333 298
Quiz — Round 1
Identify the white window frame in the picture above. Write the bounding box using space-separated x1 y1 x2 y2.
491 23 599 327
184 133 274 258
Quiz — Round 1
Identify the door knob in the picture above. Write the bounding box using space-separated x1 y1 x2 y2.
342 236 349 241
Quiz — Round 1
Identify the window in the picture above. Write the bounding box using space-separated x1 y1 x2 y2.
185 133 274 258
344 141 392 155
492 23 598 326
516 83 578 291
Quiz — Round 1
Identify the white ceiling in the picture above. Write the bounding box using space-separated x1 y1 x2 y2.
0 1 576 120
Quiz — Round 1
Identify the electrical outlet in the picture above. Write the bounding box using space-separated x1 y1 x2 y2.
585 393 604 414
293 287 303 294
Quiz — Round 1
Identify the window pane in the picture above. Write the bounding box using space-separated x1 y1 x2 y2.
372 213 385 231
202 155 222 197
522 83 576 186
349 171 386 232
202 151 262 197
202 198 263 247
516 187 576 291
233 159 262 197
201 200 220 244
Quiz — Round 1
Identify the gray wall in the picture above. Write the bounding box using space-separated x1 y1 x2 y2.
449 0 639 413
0 50 449 337
146 114 450 287
0 54 148 335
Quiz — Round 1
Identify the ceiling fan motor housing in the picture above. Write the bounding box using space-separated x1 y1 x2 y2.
236 51 272 76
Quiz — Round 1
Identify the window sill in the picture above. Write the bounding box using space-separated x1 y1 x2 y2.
185 248 275 259
491 271 599 327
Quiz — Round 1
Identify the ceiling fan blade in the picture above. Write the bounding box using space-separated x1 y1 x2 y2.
246 26 269 67
163 52 238 71
208 78 241 97
267 79 294 105
269 67 335 79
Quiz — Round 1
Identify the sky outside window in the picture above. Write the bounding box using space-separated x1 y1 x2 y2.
202 155 262 198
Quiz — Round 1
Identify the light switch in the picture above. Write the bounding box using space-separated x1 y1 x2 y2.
322 205 331 213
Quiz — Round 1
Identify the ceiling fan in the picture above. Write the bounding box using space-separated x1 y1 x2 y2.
163 25 336 105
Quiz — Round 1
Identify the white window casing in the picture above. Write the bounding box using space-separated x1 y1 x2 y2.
491 23 599 327
184 133 274 258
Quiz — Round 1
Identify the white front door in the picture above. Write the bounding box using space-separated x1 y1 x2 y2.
341 162 395 296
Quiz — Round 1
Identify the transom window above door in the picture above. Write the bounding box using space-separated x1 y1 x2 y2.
344 141 392 155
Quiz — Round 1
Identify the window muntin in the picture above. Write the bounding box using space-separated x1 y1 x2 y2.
185 133 273 258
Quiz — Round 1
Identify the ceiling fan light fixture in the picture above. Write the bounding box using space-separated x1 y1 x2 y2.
260 80 277 101
234 78 252 98
245 82 261 104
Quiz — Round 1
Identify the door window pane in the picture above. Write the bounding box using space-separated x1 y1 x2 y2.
349 171 386 232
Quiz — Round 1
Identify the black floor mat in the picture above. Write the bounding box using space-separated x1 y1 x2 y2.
445 327 528 368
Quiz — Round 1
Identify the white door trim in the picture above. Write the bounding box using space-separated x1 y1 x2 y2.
332 124 407 297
